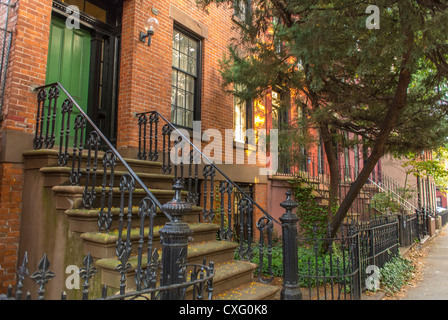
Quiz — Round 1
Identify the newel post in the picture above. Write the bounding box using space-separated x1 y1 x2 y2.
160 178 193 300
280 189 302 300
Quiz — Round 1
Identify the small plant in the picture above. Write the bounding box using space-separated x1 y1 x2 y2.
289 180 329 240
380 254 415 295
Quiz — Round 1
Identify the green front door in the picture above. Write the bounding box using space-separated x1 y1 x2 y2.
46 16 91 145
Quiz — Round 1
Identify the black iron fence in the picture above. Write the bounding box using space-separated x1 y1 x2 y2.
136 110 281 285
29 83 214 300
0 251 214 300
296 226 361 300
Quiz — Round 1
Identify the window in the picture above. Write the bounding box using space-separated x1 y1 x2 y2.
61 0 107 22
233 0 249 22
234 85 247 143
171 29 200 129
233 84 253 143
437 196 443 207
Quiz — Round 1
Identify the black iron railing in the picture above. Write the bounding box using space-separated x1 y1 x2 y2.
31 82 213 300
0 251 214 300
136 110 281 284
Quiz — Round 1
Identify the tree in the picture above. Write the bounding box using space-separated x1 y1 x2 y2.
198 0 448 239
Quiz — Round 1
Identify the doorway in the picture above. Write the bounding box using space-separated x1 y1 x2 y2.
46 0 122 144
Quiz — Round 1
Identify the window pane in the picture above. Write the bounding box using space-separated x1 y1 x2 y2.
176 109 185 126
171 107 177 123
171 70 178 86
186 110 193 128
188 57 197 76
179 53 188 73
179 34 189 54
186 75 195 92
189 41 197 58
186 92 194 111
171 86 177 105
173 32 180 50
177 72 185 90
172 50 179 69
177 90 185 108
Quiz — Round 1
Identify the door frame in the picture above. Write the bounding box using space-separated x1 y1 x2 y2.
51 0 123 145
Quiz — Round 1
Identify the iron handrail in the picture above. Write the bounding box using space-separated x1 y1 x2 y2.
35 82 173 223
136 110 280 225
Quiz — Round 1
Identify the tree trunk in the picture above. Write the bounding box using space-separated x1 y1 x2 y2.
326 66 413 242
319 123 339 222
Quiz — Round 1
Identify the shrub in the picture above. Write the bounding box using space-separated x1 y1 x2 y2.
380 254 414 295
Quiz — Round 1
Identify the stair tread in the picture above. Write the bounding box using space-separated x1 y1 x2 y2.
81 222 219 244
214 281 281 300
212 260 257 283
23 149 164 167
40 166 175 180
53 185 185 195
96 240 238 271
66 205 203 218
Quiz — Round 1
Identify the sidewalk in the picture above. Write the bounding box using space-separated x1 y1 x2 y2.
400 226 448 300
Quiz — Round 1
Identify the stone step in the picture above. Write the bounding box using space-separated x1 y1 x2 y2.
214 281 281 300
39 166 175 190
65 205 203 233
51 185 187 210
23 149 165 175
80 222 220 259
96 240 239 289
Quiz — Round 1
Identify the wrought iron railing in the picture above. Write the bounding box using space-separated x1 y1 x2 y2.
0 251 214 300
31 82 213 300
136 110 281 283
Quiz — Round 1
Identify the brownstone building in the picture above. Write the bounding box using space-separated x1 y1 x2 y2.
0 0 438 299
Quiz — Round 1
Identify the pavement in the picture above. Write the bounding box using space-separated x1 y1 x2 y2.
399 226 448 300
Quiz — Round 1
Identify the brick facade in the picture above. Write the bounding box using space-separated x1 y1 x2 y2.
0 0 52 293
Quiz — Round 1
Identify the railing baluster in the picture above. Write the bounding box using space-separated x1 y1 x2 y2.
257 216 274 283
33 88 47 149
98 150 116 232
237 197 253 261
70 114 86 185
83 131 100 208
137 113 147 160
116 173 135 296
148 111 159 161
58 99 72 166
202 165 215 223
45 85 59 149
162 124 172 174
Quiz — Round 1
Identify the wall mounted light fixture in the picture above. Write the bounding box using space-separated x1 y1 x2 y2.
139 17 159 46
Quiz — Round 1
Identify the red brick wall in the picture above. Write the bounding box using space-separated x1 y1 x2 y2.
0 163 23 292
0 0 52 293
116 0 238 151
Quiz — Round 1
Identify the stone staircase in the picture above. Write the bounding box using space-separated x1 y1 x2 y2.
21 149 281 300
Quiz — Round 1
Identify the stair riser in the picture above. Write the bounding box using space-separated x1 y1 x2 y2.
67 210 201 233
42 171 175 191
83 227 218 260
99 247 236 289
24 150 164 175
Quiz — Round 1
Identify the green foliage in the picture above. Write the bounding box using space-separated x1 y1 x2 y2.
238 240 352 289
371 192 401 214
380 254 415 295
289 180 329 239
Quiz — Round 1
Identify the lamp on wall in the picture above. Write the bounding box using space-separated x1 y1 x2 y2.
139 17 159 46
